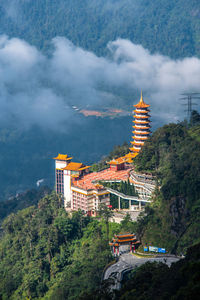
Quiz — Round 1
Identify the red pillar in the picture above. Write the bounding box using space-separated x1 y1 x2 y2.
114 246 115 254
130 242 132 253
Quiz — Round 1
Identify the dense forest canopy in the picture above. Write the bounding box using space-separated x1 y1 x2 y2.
114 243 200 300
133 113 200 254
0 0 200 58
0 192 133 299
0 115 200 298
0 1 200 298
0 182 199 299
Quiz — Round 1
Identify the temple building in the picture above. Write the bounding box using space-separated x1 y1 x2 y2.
53 153 131 214
53 91 152 214
109 233 140 255
53 154 91 209
107 156 127 171
129 91 151 155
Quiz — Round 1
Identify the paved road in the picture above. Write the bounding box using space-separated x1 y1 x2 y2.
104 253 179 290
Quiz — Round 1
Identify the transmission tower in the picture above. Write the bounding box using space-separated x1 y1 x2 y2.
179 92 200 123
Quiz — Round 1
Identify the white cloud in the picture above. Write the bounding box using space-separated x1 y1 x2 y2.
0 36 199 130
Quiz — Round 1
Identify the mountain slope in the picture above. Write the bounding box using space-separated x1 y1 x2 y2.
0 0 200 58
134 117 200 254
0 193 120 299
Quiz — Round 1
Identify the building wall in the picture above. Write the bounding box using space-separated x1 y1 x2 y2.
56 169 64 194
71 190 88 211
71 187 110 212
55 160 68 169
63 170 72 208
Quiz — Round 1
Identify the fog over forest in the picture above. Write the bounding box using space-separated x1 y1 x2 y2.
0 35 200 131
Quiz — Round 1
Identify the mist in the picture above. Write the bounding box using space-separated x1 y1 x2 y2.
0 35 199 130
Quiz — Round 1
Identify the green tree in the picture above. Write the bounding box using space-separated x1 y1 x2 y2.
98 204 114 241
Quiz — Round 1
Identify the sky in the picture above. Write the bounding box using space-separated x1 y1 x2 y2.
0 35 200 130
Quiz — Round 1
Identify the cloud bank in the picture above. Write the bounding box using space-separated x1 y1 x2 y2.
0 36 199 130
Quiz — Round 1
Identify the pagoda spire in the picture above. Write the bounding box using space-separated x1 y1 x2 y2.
140 89 144 104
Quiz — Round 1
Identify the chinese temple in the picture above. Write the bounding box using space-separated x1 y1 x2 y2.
129 91 151 155
53 153 131 213
53 90 152 213
109 233 140 255
107 156 127 171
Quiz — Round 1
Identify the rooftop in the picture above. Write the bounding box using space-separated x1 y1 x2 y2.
134 91 150 109
72 166 132 191
53 153 73 161
63 162 84 171
108 156 127 165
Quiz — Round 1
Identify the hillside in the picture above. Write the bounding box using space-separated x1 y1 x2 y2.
83 242 200 299
0 193 116 299
0 186 50 224
116 242 200 300
0 189 199 299
133 113 200 254
0 117 200 298
0 0 200 58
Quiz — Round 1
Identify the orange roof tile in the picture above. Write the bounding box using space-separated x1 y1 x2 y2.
94 183 104 190
125 152 138 158
131 141 144 145
116 234 135 238
53 153 73 161
63 162 83 171
134 109 149 114
133 136 148 140
133 91 150 108
134 115 150 119
133 120 151 124
72 166 132 191
71 174 80 178
108 156 127 165
132 131 151 135
116 238 136 243
133 126 151 129
129 147 140 152
78 166 91 171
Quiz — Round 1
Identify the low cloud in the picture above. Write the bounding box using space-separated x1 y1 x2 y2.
0 36 199 130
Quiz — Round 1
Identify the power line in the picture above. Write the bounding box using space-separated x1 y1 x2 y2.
179 92 200 123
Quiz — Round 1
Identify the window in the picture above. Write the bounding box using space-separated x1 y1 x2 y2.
56 169 64 195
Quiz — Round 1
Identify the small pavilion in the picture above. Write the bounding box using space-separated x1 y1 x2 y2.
109 233 140 255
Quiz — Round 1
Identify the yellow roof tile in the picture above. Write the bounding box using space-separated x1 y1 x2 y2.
53 154 73 161
63 162 84 171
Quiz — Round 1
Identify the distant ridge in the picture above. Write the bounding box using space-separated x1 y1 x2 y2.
0 0 199 58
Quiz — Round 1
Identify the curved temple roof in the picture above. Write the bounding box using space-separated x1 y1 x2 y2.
53 153 73 161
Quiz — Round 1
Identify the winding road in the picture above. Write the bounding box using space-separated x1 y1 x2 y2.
103 253 180 290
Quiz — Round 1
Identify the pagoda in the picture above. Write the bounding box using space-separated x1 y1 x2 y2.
129 91 151 154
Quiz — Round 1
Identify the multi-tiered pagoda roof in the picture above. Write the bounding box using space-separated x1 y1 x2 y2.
129 91 151 154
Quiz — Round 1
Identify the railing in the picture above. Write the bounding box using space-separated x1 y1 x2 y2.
130 171 156 186
106 187 151 203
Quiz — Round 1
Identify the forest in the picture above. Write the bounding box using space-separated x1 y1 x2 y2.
0 113 200 298
133 111 200 254
84 242 200 299
0 1 200 298
0 0 200 59
0 192 133 299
